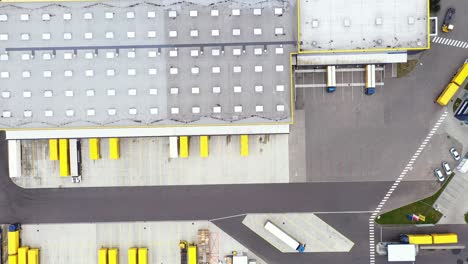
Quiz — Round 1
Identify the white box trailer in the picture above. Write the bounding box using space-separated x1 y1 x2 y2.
387 244 417 262
264 220 306 252
169 136 178 158
69 139 81 177
8 140 21 178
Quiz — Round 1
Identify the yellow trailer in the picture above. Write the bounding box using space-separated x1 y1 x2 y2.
180 136 189 158
138 248 148 264
49 139 59 160
404 234 433 244
240 135 249 156
27 248 39 264
8 229 20 255
108 248 118 264
188 245 197 264
89 138 100 160
452 61 468 86
432 233 458 244
436 82 460 106
109 138 120 160
98 248 108 264
200 136 209 158
18 247 29 264
9 254 18 264
128 248 137 264
59 139 70 176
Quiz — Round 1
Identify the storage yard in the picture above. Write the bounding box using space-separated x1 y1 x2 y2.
4 222 265 264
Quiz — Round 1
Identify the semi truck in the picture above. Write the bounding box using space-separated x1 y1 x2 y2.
436 59 468 106
8 223 21 255
365 64 376 95
264 220 306 253
326 65 337 93
442 8 455 33
179 241 188 264
400 233 458 245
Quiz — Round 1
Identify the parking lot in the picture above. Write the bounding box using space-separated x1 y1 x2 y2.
15 134 290 188
20 221 265 264
290 56 451 183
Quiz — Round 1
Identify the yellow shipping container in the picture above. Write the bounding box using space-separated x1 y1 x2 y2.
28 248 39 264
188 245 197 264
89 138 100 160
432 233 458 244
138 248 148 264
49 139 59 160
200 136 209 158
59 139 70 176
180 136 189 158
452 62 468 86
109 138 120 160
108 248 118 264
18 247 29 264
436 82 460 106
9 254 18 264
408 234 433 245
240 135 249 157
8 230 20 255
98 248 108 264
128 248 137 264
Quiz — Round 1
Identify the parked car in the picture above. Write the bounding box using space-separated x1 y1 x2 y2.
434 168 445 182
442 162 452 176
450 147 461 161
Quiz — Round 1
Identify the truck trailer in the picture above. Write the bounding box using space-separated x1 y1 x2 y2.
264 221 306 253
400 233 458 245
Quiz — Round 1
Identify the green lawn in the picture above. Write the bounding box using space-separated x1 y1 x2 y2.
465 212 468 223
376 175 454 225
397 60 418 78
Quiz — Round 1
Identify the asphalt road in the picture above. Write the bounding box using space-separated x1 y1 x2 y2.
0 131 395 224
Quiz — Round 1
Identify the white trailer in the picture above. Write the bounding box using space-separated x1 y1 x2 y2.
8 140 21 178
326 65 337 92
264 220 306 252
387 244 417 262
169 137 178 158
69 139 80 177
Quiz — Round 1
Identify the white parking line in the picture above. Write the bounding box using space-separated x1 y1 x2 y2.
368 111 448 264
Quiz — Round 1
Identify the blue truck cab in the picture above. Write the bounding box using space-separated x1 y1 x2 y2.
365 87 375 95
296 243 306 253
9 223 20 232
327 86 336 93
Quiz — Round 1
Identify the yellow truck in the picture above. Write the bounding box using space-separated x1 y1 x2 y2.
138 248 148 264
432 233 458 244
400 233 458 244
8 224 20 255
437 59 468 106
98 248 108 264
188 245 197 264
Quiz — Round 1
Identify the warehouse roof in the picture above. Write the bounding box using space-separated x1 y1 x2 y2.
0 0 295 129
299 0 429 52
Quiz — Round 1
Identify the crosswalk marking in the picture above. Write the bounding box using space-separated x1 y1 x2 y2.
432 36 468 49
368 110 449 264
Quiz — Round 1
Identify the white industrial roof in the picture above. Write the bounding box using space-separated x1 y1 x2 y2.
0 0 295 129
299 0 429 52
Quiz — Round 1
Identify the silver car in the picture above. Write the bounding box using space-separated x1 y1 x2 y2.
442 162 452 176
434 168 445 182
450 147 461 161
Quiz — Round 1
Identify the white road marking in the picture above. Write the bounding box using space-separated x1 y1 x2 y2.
368 111 449 264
